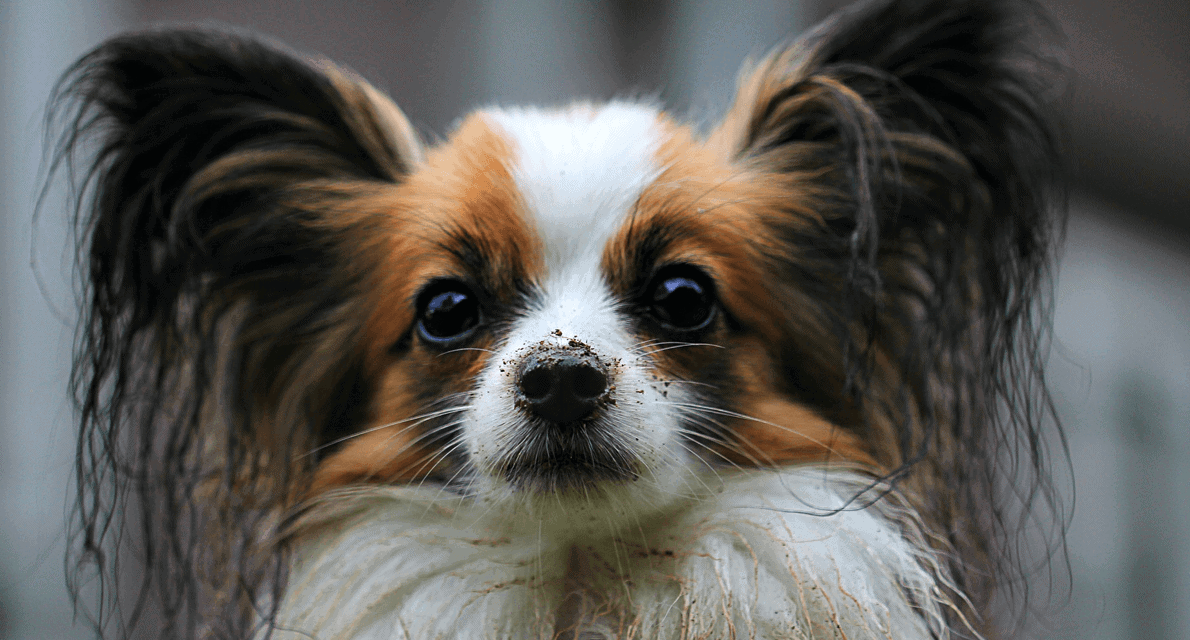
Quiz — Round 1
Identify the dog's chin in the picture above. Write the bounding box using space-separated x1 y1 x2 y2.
492 419 643 495
463 426 705 532
499 454 640 495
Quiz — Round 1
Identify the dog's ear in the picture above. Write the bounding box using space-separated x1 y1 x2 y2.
710 0 1060 440
53 30 424 635
710 0 1062 627
59 28 421 318
713 0 1059 218
57 28 423 446
57 28 425 456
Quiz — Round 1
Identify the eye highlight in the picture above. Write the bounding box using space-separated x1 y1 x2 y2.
416 280 482 346
646 265 717 332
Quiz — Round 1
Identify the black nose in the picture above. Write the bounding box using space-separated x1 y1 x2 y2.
517 354 610 423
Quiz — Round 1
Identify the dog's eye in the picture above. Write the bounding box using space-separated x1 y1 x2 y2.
647 266 716 332
417 282 481 345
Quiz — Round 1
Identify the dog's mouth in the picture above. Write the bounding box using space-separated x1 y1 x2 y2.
494 421 639 493
483 338 644 493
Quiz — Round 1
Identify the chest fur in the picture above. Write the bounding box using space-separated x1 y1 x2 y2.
270 471 947 640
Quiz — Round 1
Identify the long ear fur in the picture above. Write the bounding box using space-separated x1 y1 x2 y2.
711 0 1065 634
51 29 422 639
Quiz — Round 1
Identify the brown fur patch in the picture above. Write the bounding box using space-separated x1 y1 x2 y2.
721 337 873 467
606 119 875 469
311 115 543 491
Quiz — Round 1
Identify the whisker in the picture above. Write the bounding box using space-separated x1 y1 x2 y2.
424 442 476 496
299 405 470 459
677 421 774 469
379 417 466 461
639 342 725 355
656 439 722 496
675 426 745 466
652 378 719 391
662 401 838 451
627 339 675 354
669 405 790 467
355 419 468 486
408 436 470 488
675 401 862 467
437 347 497 357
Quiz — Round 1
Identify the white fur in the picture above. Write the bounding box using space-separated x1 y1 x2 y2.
483 102 661 274
460 104 707 520
269 469 947 639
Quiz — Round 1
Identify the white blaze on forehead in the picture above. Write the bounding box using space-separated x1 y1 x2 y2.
484 103 662 278
484 103 663 345
464 105 697 506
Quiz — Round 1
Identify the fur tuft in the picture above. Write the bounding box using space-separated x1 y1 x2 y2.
711 0 1066 633
51 29 422 639
272 471 950 640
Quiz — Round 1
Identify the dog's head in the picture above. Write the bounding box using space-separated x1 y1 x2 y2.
307 102 878 515
55 1 1063 637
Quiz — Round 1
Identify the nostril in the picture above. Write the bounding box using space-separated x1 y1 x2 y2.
519 365 553 401
516 354 610 424
569 363 607 400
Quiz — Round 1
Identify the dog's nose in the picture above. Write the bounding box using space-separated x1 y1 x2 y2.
517 354 609 423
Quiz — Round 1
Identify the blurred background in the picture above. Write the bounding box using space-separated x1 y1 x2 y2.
1 0 1185 638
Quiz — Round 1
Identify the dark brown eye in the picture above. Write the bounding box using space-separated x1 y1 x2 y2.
647 266 716 332
417 281 481 346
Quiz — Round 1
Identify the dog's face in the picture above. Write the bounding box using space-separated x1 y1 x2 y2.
310 105 868 513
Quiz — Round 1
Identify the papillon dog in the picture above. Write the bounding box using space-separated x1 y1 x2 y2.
54 0 1065 638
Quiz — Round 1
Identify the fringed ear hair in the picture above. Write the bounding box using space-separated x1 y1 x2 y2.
710 0 1064 633
51 29 422 639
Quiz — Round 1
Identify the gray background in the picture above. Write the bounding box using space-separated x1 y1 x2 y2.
1 1 1186 638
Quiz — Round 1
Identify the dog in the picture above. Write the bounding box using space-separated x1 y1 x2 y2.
53 0 1065 637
